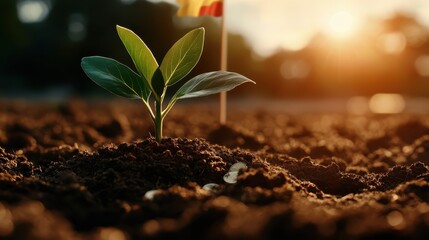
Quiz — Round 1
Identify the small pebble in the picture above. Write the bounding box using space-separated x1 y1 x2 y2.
229 162 248 172
223 171 239 184
144 190 162 200
202 183 220 193
223 162 248 184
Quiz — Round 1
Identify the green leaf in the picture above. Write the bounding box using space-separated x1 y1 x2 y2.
160 28 204 86
81 56 151 100
116 25 158 86
151 68 165 99
173 71 255 100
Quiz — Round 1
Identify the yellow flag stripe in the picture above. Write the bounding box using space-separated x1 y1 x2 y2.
176 0 223 17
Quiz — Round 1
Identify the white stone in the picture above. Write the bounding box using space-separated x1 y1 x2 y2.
144 190 162 200
229 162 248 172
223 171 239 184
202 183 220 193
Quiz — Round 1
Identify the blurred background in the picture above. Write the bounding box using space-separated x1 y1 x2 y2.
1 0 429 112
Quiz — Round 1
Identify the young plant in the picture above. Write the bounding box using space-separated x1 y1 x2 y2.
81 26 254 142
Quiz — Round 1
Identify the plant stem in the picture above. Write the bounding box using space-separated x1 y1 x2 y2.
154 100 163 142
142 99 155 121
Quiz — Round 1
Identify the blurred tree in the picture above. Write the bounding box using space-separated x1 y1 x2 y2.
0 0 217 96
0 1 428 99
302 14 429 97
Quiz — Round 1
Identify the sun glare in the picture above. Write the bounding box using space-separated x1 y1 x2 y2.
325 11 358 38
369 94 405 114
17 0 51 24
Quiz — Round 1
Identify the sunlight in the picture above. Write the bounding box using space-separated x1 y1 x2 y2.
280 60 310 80
17 0 50 24
159 0 429 56
325 11 358 38
415 55 429 76
369 94 405 114
68 13 87 42
346 96 369 115
378 32 406 54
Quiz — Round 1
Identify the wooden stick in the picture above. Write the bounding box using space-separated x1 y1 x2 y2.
220 0 228 125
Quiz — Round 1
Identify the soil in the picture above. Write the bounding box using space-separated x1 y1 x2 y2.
1 99 429 239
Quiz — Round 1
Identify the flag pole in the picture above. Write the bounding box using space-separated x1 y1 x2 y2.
219 0 227 125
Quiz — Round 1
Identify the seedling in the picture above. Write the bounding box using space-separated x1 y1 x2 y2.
81 26 254 142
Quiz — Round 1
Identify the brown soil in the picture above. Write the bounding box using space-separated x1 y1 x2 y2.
1 100 429 239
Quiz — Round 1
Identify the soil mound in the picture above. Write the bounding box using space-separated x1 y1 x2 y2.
1 101 429 239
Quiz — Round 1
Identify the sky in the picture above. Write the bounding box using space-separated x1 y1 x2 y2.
147 0 429 57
